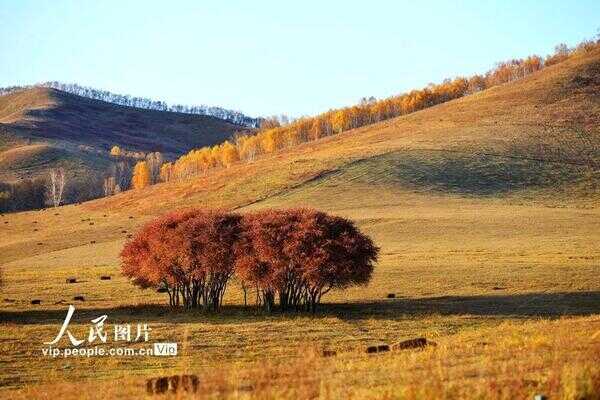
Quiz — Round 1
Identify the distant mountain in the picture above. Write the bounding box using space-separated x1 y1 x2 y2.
0 82 259 128
0 86 254 183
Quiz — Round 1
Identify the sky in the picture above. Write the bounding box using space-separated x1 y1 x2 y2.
1 1 599 118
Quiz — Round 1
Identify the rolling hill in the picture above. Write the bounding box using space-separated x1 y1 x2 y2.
0 42 598 272
0 45 599 398
0 87 251 182
87 44 600 214
0 42 597 268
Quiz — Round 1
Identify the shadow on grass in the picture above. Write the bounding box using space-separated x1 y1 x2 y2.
1 291 599 325
337 149 595 196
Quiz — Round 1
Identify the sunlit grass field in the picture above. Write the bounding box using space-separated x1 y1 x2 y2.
1 185 599 399
1 49 599 399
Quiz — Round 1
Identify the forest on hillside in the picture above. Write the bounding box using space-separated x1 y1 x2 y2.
1 38 598 213
156 39 598 183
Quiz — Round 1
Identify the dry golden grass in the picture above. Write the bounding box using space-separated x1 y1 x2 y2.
0 48 599 399
3 318 599 399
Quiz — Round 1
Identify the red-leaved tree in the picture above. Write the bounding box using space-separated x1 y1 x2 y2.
238 209 378 312
291 209 378 312
236 210 306 311
121 209 242 310
177 211 243 311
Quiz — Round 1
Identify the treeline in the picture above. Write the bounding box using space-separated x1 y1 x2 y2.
0 179 46 212
0 82 259 128
121 208 378 312
103 146 164 195
158 38 600 182
0 171 105 213
0 145 165 212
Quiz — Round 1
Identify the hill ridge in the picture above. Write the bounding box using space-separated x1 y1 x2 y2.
0 81 259 127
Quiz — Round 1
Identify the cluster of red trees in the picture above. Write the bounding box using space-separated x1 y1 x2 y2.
121 209 378 313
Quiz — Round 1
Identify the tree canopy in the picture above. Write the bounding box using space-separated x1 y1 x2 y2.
121 208 379 312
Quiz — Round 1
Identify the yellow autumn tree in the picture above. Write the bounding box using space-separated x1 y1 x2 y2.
309 118 326 141
209 146 222 168
132 161 151 189
237 135 260 161
220 141 239 168
331 110 350 133
261 130 278 153
110 145 122 157
159 162 173 182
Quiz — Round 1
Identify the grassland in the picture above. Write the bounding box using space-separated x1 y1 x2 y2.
0 49 599 399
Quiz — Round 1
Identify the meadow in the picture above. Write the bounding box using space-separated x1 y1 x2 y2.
0 48 599 399
1 185 599 399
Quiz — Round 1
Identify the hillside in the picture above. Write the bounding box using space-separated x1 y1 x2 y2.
89 45 600 214
0 87 250 182
0 45 599 398
0 44 598 266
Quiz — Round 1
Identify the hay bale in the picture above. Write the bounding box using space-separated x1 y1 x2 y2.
146 375 198 394
3 298 16 303
168 375 180 393
34 228 38 232
386 293 396 298
129 216 134 219
73 295 85 301
366 344 392 354
100 275 111 280
146 378 155 394
121 230 127 233
90 240 96 244
89 222 94 225
322 350 337 357
66 278 77 284
126 234 133 239
366 345 378 354
31 299 41 305
180 375 199 393
155 377 169 394
37 242 43 246
237 383 254 392
3 221 7 224
54 213 59 216
377 344 390 352
393 337 437 351
103 214 107 217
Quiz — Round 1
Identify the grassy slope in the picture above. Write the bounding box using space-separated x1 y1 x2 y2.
0 87 249 182
0 49 599 398
83 45 600 214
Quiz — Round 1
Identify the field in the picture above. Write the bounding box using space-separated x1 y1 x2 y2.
0 49 599 398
